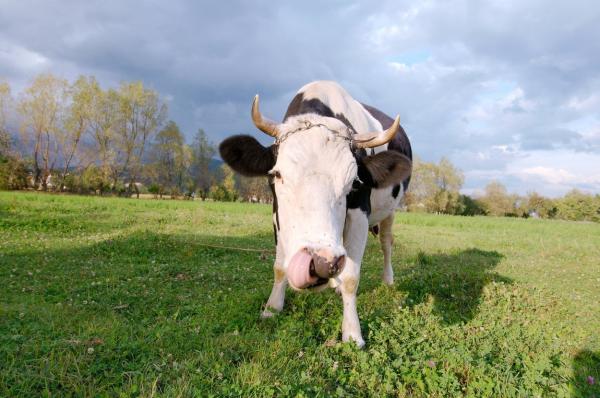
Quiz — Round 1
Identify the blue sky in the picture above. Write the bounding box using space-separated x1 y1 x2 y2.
1 0 599 196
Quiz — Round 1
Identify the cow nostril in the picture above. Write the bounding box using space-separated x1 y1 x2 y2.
310 251 346 279
330 255 346 275
309 258 317 277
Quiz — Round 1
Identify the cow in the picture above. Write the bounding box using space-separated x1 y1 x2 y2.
219 81 412 347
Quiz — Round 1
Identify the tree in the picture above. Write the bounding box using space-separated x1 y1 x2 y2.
18 73 69 190
222 164 237 196
406 157 464 214
112 82 166 197
189 128 216 200
479 181 516 216
177 144 193 195
57 76 97 191
0 81 11 158
88 87 119 193
238 175 272 203
0 81 28 190
555 189 600 222
210 164 238 202
524 191 557 219
148 121 187 197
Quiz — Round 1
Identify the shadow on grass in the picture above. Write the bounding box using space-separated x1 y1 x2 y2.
5 229 509 329
6 230 510 329
1 230 284 395
572 350 600 397
1 228 539 396
2 229 277 325
395 248 511 325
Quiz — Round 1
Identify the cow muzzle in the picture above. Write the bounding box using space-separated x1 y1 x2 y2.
287 248 346 290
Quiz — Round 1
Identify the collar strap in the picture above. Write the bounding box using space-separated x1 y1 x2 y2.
275 120 355 147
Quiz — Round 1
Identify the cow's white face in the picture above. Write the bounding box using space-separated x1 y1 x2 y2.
270 117 357 289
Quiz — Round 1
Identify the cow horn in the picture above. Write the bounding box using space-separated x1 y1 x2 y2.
353 115 401 149
251 95 280 138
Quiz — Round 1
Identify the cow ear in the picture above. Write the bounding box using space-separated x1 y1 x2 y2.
359 151 412 189
219 135 276 177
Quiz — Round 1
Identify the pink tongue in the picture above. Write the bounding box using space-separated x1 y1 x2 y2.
287 250 318 289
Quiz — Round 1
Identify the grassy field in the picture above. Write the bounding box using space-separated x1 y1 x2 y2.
0 191 598 397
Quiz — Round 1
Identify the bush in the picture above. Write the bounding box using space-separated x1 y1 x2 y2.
61 166 111 194
457 194 486 216
209 184 238 202
0 156 29 190
555 190 600 222
148 183 160 197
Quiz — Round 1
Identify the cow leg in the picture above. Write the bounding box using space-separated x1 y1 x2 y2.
261 244 286 318
339 208 369 348
379 213 395 285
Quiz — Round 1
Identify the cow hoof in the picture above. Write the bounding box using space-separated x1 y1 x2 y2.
260 309 277 319
382 276 394 286
343 333 365 348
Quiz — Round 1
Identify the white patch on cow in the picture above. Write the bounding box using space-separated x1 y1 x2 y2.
338 207 369 347
368 184 404 225
262 242 287 318
271 114 357 266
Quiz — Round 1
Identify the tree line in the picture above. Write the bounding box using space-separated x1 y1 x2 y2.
1 74 598 221
0 74 271 202
405 157 600 222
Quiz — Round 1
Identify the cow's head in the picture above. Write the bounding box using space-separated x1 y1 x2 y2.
219 96 411 290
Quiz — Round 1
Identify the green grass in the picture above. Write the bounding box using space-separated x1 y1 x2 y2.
0 191 598 397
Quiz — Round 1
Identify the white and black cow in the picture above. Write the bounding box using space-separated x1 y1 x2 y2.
219 81 412 347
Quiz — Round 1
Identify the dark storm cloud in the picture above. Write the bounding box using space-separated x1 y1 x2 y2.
1 0 599 195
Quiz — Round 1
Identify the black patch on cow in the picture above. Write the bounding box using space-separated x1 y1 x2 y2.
284 93 333 120
370 224 379 236
361 103 413 191
284 93 357 133
267 171 280 246
219 135 276 177
391 184 401 199
269 178 280 231
283 92 306 120
346 179 371 215
344 148 370 215
270 177 280 247
356 157 375 187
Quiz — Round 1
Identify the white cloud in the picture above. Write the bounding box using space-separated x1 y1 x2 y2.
567 94 600 112
0 39 48 71
518 167 578 185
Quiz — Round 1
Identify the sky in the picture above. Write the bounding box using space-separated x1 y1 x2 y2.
1 0 599 197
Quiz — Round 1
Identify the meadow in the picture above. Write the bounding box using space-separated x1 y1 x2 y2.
0 191 598 397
